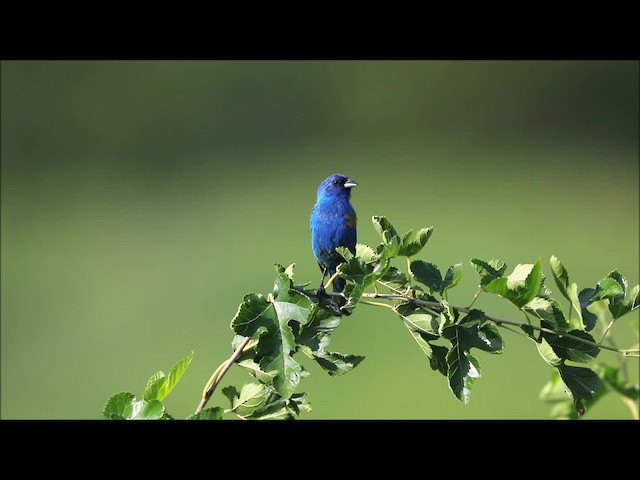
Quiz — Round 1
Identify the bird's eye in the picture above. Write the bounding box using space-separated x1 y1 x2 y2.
333 180 339 186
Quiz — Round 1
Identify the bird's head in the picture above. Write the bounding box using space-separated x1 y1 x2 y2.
317 174 357 199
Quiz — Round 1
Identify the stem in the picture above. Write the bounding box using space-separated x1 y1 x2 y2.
195 336 251 415
466 289 482 309
360 299 397 312
324 271 341 290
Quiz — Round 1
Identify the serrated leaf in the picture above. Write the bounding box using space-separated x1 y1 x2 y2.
446 347 480 404
399 227 434 257
313 351 365 376
557 364 601 402
542 330 600 363
550 255 570 300
335 246 354 262
484 260 542 308
396 303 440 337
442 263 463 292
256 319 305 399
538 274 552 299
297 310 364 376
405 325 448 376
228 382 267 418
524 297 569 330
338 257 375 286
187 407 224 420
103 392 135 419
594 276 625 300
372 215 399 243
378 266 409 289
143 371 166 401
355 243 380 264
247 391 311 420
471 258 507 287
130 399 165 420
156 352 193 401
410 260 442 293
442 310 502 403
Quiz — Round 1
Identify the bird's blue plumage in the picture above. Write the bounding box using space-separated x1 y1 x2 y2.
310 173 357 295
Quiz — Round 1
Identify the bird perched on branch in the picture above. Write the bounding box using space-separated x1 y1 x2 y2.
310 173 358 304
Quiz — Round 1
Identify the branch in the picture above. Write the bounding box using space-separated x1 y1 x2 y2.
195 336 251 414
355 292 638 357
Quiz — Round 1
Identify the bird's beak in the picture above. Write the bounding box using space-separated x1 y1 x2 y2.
344 179 357 188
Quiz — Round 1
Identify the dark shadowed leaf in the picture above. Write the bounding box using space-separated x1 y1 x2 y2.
471 258 507 287
557 364 601 402
542 330 600 363
410 260 443 293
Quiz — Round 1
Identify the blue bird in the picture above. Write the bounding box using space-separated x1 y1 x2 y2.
310 174 358 300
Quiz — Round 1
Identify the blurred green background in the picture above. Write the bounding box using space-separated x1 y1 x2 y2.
1 60 638 420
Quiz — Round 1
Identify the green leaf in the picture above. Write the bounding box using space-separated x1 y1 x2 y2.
594 276 625 300
335 246 354 262
130 399 165 420
372 216 402 258
155 352 193 401
313 351 365 376
231 293 272 337
103 392 135 420
550 255 570 300
237 358 278 385
143 371 166 401
542 330 600 363
356 243 380 264
399 227 434 257
442 263 463 292
523 297 569 330
396 303 440 337
378 266 409 290
483 260 542 308
441 310 503 403
557 364 601 402
538 274 553 299
405 325 448 376
445 346 480 404
410 260 442 293
226 382 267 418
232 268 314 399
297 310 364 376
247 391 312 420
577 288 598 331
372 215 399 243
470 258 507 287
535 336 563 367
187 407 224 420
256 319 306 399
338 257 376 286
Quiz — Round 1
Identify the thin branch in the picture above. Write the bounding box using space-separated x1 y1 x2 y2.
195 336 251 414
358 292 636 356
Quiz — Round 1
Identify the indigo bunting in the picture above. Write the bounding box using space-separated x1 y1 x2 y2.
310 174 357 298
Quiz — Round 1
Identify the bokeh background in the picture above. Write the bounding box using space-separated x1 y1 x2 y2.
2 60 638 420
